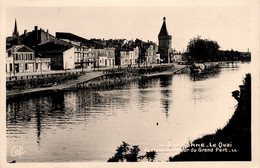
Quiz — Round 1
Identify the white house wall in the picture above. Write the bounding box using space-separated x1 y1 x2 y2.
63 47 75 70
98 56 107 66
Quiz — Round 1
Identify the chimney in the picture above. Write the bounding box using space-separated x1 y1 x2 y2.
39 28 43 43
46 29 49 40
34 26 38 32
34 26 38 40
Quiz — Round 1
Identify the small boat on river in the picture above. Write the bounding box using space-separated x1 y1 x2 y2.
190 63 202 74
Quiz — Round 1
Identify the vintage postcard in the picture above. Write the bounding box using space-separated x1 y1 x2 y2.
0 0 259 168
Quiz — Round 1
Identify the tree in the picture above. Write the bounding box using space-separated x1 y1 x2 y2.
107 141 157 162
144 150 157 162
187 36 220 62
107 141 130 162
125 145 140 162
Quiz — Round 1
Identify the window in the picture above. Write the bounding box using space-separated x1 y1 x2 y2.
10 63 12 71
36 63 38 69
25 63 28 70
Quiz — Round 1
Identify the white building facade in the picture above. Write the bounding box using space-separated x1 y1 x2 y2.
6 45 51 74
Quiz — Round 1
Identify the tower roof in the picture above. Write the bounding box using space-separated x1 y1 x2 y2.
158 17 169 37
13 19 19 36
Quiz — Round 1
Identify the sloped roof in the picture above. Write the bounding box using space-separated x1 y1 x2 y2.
6 36 17 42
13 19 18 36
119 44 136 51
56 32 104 48
38 42 73 54
158 17 169 37
6 45 34 53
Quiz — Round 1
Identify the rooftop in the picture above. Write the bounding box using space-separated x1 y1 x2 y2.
158 17 169 37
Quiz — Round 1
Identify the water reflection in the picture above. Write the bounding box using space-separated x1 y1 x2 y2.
6 62 250 162
159 76 173 118
36 102 41 143
189 67 221 81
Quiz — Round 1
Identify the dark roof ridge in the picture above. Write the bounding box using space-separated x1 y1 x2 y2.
158 17 169 37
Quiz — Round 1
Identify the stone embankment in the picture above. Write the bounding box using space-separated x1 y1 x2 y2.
142 64 186 77
6 64 187 97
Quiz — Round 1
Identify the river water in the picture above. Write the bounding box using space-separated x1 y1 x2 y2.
6 62 251 162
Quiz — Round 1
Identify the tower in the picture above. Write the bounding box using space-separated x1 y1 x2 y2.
158 17 172 63
12 19 20 44
13 18 19 37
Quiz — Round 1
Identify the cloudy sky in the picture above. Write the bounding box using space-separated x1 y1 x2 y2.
4 1 259 52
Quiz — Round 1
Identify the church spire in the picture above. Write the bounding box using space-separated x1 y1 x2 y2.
158 17 169 37
13 18 19 37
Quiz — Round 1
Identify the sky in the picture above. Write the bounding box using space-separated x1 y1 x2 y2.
5 4 256 52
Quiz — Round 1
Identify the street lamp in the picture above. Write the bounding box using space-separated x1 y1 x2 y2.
40 60 42 76
9 67 11 78
37 58 42 77
81 52 84 74
81 59 84 74
93 53 96 71
12 47 16 78
65 62 67 73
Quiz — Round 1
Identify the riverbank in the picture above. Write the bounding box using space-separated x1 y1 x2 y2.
6 71 103 97
169 73 251 161
6 64 186 97
142 64 186 77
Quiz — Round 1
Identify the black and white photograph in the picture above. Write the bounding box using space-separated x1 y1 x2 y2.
0 0 259 168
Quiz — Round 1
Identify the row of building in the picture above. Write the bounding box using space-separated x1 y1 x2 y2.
6 17 181 74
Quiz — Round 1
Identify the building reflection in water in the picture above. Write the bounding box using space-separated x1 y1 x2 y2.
6 63 250 162
7 88 126 143
35 100 41 144
7 91 66 144
159 76 173 118
136 78 160 113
